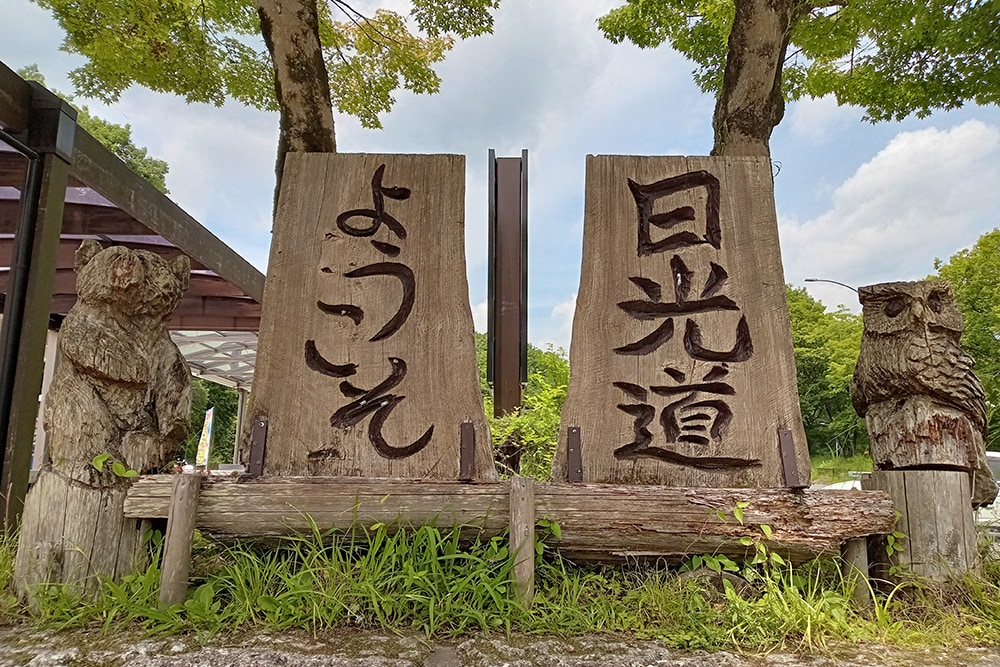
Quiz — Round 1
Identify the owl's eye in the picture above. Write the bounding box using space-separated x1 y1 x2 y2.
928 291 944 313
884 297 906 318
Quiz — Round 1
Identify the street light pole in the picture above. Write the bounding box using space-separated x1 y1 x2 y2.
804 277 858 293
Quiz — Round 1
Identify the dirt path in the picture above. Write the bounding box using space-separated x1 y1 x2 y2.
1 626 998 666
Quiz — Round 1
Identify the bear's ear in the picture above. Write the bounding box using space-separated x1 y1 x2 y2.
74 239 103 271
172 254 191 292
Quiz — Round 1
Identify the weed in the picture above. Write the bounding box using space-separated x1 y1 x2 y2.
8 514 1000 652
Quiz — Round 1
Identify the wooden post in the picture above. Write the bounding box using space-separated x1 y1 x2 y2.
841 538 871 608
159 474 201 607
508 476 535 606
864 470 976 581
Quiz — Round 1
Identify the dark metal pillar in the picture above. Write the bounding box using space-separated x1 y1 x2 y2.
0 83 75 529
487 150 528 472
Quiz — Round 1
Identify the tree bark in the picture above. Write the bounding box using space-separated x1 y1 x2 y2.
256 0 337 208
712 0 805 157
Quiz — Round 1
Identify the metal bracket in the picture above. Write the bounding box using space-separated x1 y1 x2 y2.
778 428 807 489
247 417 268 477
459 421 475 482
566 426 583 483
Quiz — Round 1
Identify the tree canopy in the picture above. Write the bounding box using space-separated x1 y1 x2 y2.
17 65 171 193
600 0 1000 122
600 0 1000 155
36 0 498 131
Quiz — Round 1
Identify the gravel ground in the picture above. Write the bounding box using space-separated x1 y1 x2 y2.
0 626 998 667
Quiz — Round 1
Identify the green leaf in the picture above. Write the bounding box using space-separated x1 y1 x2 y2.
760 524 773 540
92 453 111 472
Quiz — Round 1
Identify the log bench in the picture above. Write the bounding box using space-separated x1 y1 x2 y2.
124 475 895 606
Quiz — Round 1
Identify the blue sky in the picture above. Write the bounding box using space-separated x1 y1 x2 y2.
3 0 1000 350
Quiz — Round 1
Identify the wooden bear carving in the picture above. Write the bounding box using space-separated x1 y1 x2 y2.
852 280 997 507
44 239 192 482
16 240 193 594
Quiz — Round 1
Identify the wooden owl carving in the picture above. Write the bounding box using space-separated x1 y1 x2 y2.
851 280 996 506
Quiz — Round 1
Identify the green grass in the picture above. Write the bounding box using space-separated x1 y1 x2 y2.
9 520 1000 652
811 453 873 485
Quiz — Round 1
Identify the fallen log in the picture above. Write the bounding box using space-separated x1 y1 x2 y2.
125 476 894 564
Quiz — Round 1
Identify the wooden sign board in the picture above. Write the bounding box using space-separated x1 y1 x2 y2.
248 153 497 480
553 156 808 487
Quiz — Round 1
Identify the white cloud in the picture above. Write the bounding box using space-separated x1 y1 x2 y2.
531 293 576 351
471 300 488 333
780 120 1000 310
788 95 862 144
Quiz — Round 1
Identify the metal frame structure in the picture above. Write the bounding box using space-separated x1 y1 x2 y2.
486 149 528 413
0 60 264 526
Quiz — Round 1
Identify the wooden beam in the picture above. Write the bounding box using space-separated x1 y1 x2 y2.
70 130 264 302
0 61 31 133
0 199 151 236
125 477 511 535
173 295 262 317
124 476 895 563
45 293 260 331
0 237 210 272
0 269 252 300
168 315 260 332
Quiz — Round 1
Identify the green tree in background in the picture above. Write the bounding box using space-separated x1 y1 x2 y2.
934 228 1000 448
600 0 1000 156
475 333 568 479
16 65 170 193
182 379 240 466
786 286 867 458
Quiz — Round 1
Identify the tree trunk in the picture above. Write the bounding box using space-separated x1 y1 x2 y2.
256 0 337 207
712 0 804 157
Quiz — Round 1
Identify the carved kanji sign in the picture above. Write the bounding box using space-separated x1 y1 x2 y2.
554 156 808 486
248 154 496 480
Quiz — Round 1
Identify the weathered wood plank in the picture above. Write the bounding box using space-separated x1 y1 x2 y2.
555 156 808 486
125 476 892 562
247 153 496 480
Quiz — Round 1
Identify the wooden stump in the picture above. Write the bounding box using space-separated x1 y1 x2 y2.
863 470 977 580
15 469 148 598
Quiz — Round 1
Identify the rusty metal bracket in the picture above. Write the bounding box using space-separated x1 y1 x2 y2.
459 421 475 482
778 428 807 489
567 426 583 483
247 417 268 477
